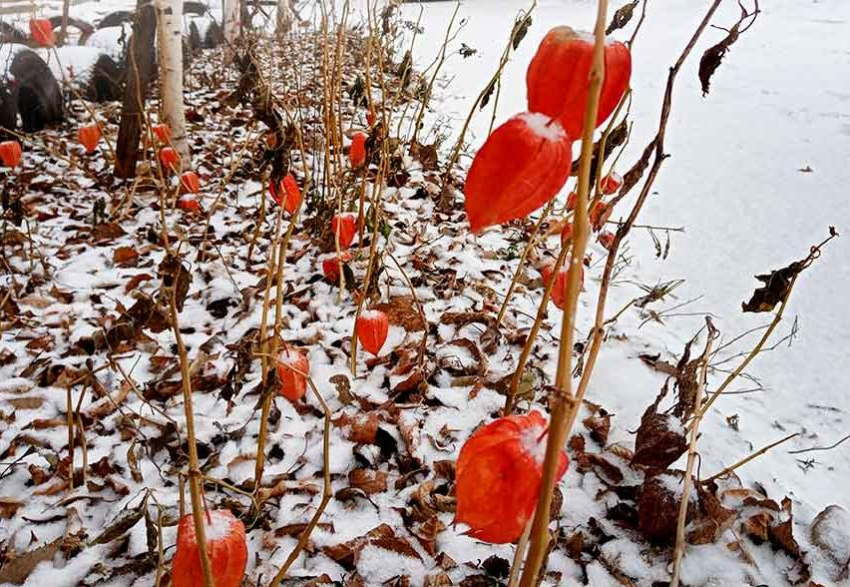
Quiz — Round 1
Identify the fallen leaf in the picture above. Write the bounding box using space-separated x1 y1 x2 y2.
0 497 24 519
349 469 388 495
113 246 139 266
0 538 61 584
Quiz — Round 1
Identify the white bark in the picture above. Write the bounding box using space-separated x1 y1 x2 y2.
223 0 241 63
156 0 190 165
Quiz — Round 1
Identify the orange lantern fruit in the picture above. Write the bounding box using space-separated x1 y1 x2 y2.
600 171 623 195
350 132 367 169
181 171 201 194
366 109 376 127
566 191 577 212
541 262 568 309
464 112 572 233
331 212 357 249
526 26 631 140
598 230 615 251
0 140 22 168
29 18 54 47
355 309 389 356
152 123 172 144
78 123 101 153
171 509 247 587
455 410 569 544
322 251 352 284
589 200 613 231
159 147 180 172
178 195 200 213
541 261 584 309
560 221 573 245
269 174 301 215
276 348 309 401
281 174 301 214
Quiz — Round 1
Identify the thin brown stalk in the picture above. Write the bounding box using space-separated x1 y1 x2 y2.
410 1 461 147
503 241 571 416
670 318 718 587
66 386 74 491
151 497 166 587
169 290 214 587
696 231 836 424
349 157 388 376
702 432 799 485
518 2 608 584
350 6 392 377
508 518 533 587
496 200 556 327
254 109 312 494
76 413 88 487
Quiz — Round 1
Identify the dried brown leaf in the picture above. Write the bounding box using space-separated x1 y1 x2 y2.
374 297 426 331
0 538 61 584
638 472 697 543
742 261 802 313
348 469 388 495
632 410 687 469
0 497 24 519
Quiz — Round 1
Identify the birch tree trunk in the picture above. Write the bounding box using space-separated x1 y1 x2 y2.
156 0 190 166
223 0 241 64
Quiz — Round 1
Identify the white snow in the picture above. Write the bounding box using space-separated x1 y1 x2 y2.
359 309 385 321
517 111 567 142
85 24 132 61
519 414 549 466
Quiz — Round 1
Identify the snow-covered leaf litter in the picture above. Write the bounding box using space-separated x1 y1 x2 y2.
1 3 848 587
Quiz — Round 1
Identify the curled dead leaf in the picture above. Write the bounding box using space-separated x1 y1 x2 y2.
632 410 687 469
638 472 697 543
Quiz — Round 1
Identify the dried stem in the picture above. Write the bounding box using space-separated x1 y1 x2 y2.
350 5 391 377
76 413 88 487
508 518 533 587
254 120 311 492
253 208 285 491
503 241 571 416
496 200 556 327
410 1 461 147
695 231 837 425
703 432 799 485
670 317 718 587
169 287 214 587
517 1 608 584
65 385 75 491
